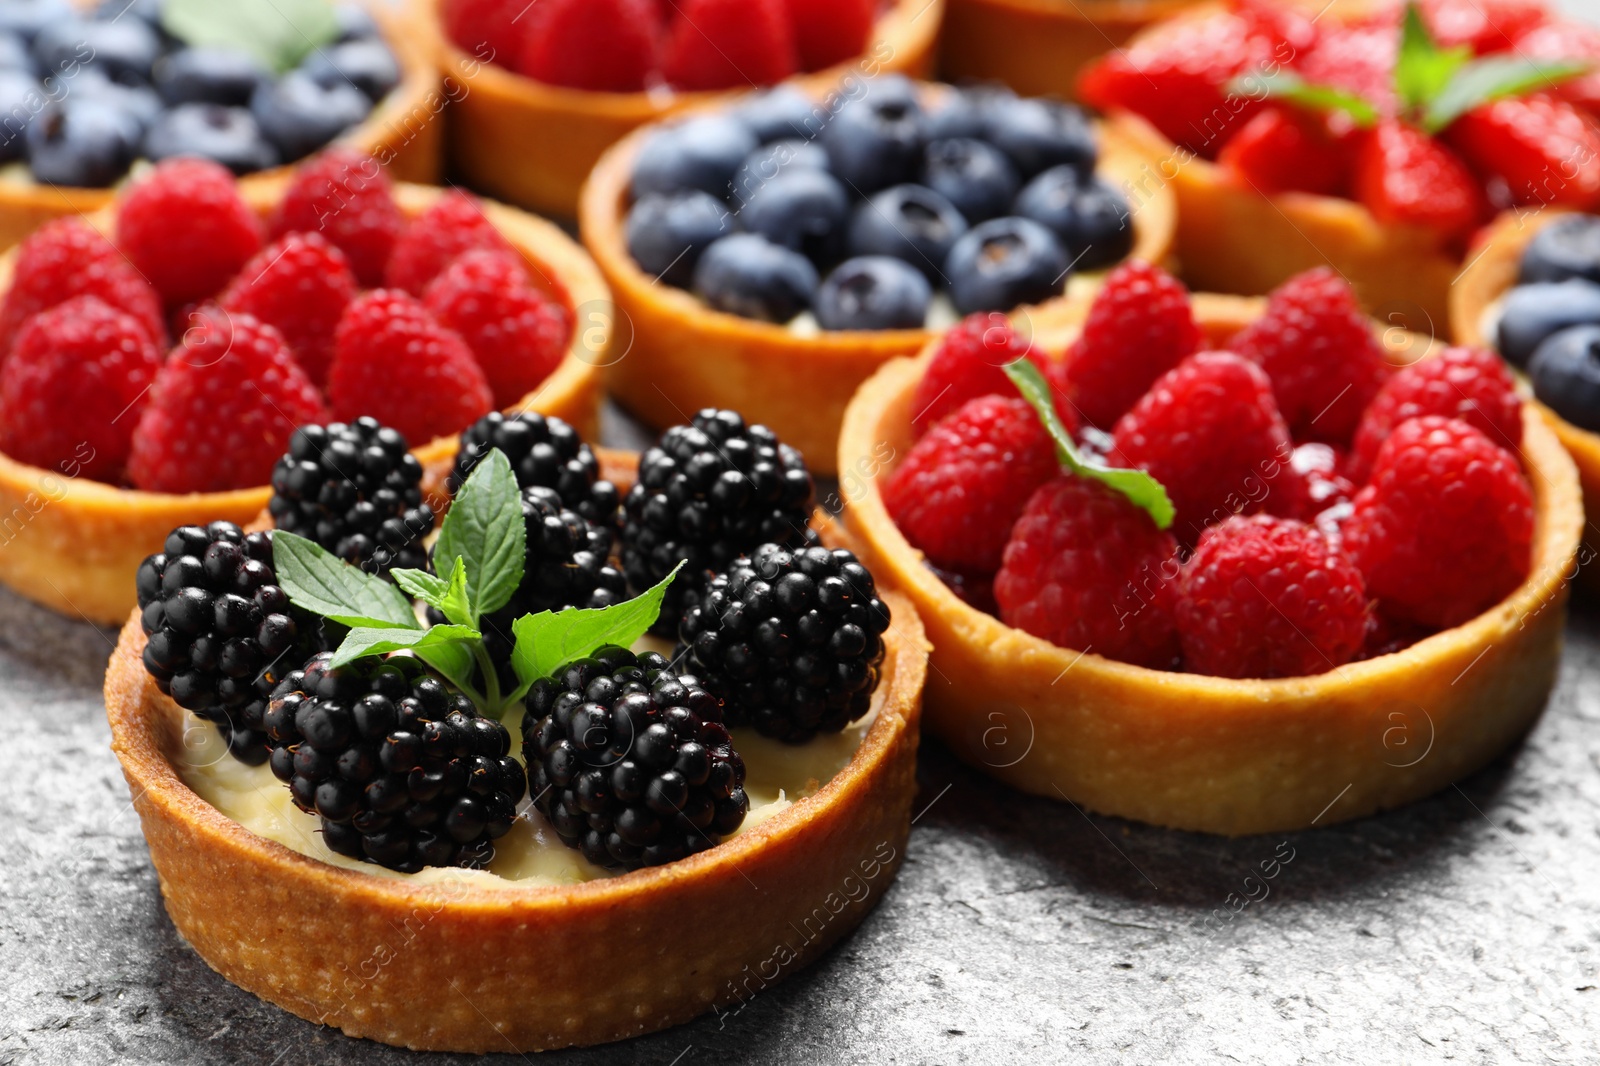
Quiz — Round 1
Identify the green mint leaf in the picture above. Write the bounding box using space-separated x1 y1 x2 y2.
436 449 525 621
392 559 474 628
163 0 340 76
1425 55 1591 132
391 568 448 605
1004 360 1176 530
272 531 420 630
508 562 685 692
1230 72 1379 127
329 624 481 670
1395 2 1471 112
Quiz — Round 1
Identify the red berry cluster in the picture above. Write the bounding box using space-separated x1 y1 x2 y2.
0 153 571 495
884 261 1535 679
442 0 877 94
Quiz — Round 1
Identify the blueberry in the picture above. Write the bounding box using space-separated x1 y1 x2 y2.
69 69 162 133
0 32 34 75
922 137 1018 223
332 2 382 42
1014 166 1133 270
734 86 819 143
0 0 71 44
153 47 266 107
34 18 161 84
26 98 138 186
922 89 989 141
984 96 1096 178
1518 214 1600 286
631 114 758 200
1529 325 1600 431
251 71 371 162
626 191 734 288
730 138 829 209
815 256 932 331
1495 280 1600 366
95 0 166 32
819 79 924 194
145 103 280 174
302 39 400 102
943 216 1069 314
847 184 968 279
0 71 39 163
693 234 819 323
739 168 850 265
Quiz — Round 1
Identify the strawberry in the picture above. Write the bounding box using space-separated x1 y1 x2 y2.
519 0 660 93
664 0 800 92
1218 106 1352 197
1515 21 1600 118
1414 0 1547 54
1353 119 1487 238
1294 24 1397 117
1444 94 1600 210
784 0 875 72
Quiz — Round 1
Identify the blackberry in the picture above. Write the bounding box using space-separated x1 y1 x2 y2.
679 544 891 742
264 653 525 873
621 409 815 633
268 418 436 578
136 522 327 765
449 411 620 527
523 646 748 871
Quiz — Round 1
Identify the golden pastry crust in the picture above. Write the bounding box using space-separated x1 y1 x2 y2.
0 0 442 252
104 562 928 1052
578 98 1177 475
1451 208 1600 589
939 0 1204 101
0 182 606 625
837 292 1585 836
432 0 944 218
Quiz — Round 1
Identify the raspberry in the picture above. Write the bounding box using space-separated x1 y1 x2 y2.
883 395 1060 574
127 309 328 493
115 158 264 309
519 0 659 92
0 217 165 356
1444 94 1600 210
0 296 162 483
994 475 1181 668
440 0 525 59
663 0 797 91
327 290 493 447
1060 260 1202 428
1344 416 1534 629
1354 119 1488 238
1230 268 1393 444
1275 441 1356 522
384 190 515 296
219 232 357 389
1111 351 1300 545
1348 346 1522 483
269 147 405 288
423 249 571 409
785 0 875 71
1175 515 1370 679
909 312 1056 437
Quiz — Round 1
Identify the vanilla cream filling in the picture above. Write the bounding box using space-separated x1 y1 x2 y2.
172 646 876 888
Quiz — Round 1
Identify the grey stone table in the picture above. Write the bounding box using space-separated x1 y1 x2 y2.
3 579 1597 1066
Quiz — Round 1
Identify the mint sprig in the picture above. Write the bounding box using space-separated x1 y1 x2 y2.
1004 360 1175 530
1232 72 1378 127
272 447 680 718
163 0 340 76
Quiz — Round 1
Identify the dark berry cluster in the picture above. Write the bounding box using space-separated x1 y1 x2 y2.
680 544 891 742
136 522 326 764
268 418 436 578
264 653 525 873
622 408 815 632
449 411 620 527
523 646 748 871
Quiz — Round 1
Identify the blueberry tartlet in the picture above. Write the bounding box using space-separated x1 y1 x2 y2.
0 151 606 624
580 75 1176 472
837 267 1581 835
0 0 440 249
104 410 927 1051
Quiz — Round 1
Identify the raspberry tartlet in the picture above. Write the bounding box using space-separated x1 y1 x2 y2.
0 154 605 626
838 266 1582 835
433 0 943 217
580 76 1176 473
0 0 440 251
1082 0 1600 331
1451 209 1600 585
104 410 928 1051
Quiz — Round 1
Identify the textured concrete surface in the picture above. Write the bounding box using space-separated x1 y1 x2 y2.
3 579 1598 1065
